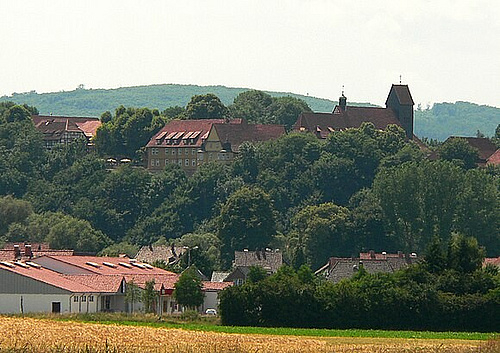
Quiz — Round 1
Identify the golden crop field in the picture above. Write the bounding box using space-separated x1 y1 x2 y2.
0 316 497 353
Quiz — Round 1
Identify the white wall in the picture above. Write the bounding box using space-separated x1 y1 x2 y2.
0 294 71 314
0 294 103 314
202 291 219 312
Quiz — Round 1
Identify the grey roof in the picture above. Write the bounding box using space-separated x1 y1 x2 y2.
234 250 282 273
135 245 185 264
318 254 416 283
211 271 230 282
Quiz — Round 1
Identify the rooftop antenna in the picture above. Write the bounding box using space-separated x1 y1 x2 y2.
399 75 402 84
341 85 345 95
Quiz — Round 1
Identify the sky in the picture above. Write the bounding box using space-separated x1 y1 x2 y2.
1 0 499 108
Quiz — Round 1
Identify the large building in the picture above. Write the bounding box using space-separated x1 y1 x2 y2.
145 118 285 173
32 115 101 149
0 254 229 315
294 85 415 140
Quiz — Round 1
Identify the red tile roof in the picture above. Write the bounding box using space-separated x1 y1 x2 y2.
35 255 176 276
487 149 500 165
62 274 124 293
0 262 97 293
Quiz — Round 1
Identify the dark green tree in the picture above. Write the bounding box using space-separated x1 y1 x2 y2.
142 279 157 313
218 186 276 269
185 94 229 120
174 267 204 310
439 137 479 169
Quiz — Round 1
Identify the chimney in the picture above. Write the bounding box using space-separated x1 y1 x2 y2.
25 244 33 259
14 245 21 260
369 250 375 259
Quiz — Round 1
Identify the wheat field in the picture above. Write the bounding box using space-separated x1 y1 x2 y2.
0 316 497 353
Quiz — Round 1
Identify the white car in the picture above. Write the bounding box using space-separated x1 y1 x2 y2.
205 308 217 316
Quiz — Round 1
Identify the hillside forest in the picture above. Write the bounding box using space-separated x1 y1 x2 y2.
1 84 499 140
1 91 499 275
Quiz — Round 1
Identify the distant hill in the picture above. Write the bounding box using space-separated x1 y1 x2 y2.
1 84 498 140
0 84 343 117
415 102 500 141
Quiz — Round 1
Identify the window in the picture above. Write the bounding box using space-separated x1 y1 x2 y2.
192 149 196 155
73 296 79 302
178 160 182 166
81 295 86 302
155 159 160 166
192 159 196 166
178 149 182 155
150 159 155 167
172 149 176 155
208 153 212 160
198 153 204 161
152 148 159 155
185 149 188 155
185 159 189 166
89 295 94 302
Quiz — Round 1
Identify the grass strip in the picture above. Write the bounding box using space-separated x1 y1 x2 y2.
72 319 497 341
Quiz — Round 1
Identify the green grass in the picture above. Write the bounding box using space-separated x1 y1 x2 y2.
15 313 497 341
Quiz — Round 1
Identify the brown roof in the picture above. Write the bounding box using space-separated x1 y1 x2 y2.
214 122 286 152
146 118 284 151
234 250 283 273
295 106 402 139
385 84 414 106
62 274 125 293
33 115 101 138
146 119 235 148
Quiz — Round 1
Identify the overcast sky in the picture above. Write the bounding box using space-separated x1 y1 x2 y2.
1 0 499 108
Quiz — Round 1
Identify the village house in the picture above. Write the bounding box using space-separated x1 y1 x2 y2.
145 118 285 174
294 85 416 140
32 115 101 149
219 249 283 285
0 254 230 315
315 251 418 283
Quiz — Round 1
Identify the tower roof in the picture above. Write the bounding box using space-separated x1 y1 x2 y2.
385 84 414 106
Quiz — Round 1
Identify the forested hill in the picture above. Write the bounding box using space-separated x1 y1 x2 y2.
415 102 500 141
0 84 341 117
1 84 498 140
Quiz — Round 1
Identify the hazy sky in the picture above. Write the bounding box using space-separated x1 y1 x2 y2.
1 0 499 107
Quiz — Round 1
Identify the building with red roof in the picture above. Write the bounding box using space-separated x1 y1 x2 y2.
32 115 101 149
294 85 416 140
146 118 285 174
0 254 231 315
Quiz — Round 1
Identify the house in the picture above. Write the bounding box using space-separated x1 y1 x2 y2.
294 85 415 140
0 254 230 315
443 136 498 167
32 115 101 149
223 250 283 285
145 118 285 174
315 251 417 283
0 243 73 262
135 244 186 265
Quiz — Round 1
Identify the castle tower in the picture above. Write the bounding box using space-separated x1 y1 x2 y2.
385 84 414 139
